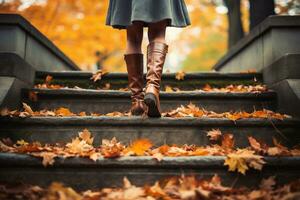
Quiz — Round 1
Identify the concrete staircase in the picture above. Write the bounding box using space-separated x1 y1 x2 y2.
1 71 300 191
0 14 300 192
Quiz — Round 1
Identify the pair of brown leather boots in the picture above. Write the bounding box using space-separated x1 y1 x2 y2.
124 42 168 117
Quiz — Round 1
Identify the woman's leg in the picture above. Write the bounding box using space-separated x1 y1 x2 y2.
126 21 144 54
124 22 146 115
147 20 167 43
144 20 169 117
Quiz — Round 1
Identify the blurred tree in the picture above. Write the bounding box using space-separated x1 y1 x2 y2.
224 0 244 48
0 0 125 71
0 0 298 72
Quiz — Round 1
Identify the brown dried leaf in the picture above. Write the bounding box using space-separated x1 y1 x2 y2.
207 129 222 141
45 75 53 85
79 129 94 145
22 103 34 115
90 69 108 82
221 134 235 151
101 137 124 158
248 136 267 154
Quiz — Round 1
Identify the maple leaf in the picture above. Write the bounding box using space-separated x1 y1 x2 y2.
101 137 124 158
221 134 235 151
248 136 267 154
22 103 34 116
207 129 222 141
32 152 56 167
55 107 75 117
175 71 185 81
66 138 93 155
126 139 153 156
46 182 82 200
203 84 212 91
90 69 108 82
224 149 265 174
145 181 166 198
78 129 94 145
45 75 53 85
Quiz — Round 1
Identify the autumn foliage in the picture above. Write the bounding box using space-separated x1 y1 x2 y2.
1 176 300 200
1 129 299 175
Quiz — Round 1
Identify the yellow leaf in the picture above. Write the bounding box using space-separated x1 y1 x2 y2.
165 85 174 92
175 71 185 81
224 149 265 175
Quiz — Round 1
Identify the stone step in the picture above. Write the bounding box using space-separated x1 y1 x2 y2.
23 88 277 113
0 117 299 147
35 71 262 90
0 153 299 190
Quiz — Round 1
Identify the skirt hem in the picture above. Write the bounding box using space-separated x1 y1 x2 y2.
106 18 191 29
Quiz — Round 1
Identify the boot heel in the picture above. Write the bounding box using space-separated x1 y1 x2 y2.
144 93 161 117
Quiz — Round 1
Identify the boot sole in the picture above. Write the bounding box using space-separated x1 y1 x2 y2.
144 93 161 118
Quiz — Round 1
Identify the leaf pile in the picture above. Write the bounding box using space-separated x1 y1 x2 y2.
165 84 267 93
0 103 290 121
163 103 290 120
1 176 300 200
1 129 299 174
0 103 129 118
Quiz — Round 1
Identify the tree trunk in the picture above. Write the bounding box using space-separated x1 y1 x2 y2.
249 0 275 30
224 0 244 49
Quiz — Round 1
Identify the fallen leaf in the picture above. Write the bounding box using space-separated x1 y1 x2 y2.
224 149 265 174
175 71 185 81
165 85 174 92
55 107 74 117
207 129 222 141
127 139 153 156
90 70 108 82
221 134 235 151
79 129 94 145
22 103 34 115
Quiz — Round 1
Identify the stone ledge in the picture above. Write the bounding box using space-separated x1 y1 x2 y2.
27 88 277 99
0 14 80 71
36 71 263 81
1 153 300 168
213 15 300 72
263 53 300 85
0 53 35 84
0 116 298 127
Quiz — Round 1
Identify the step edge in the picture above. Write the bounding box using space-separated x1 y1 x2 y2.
0 153 299 168
0 117 298 126
25 88 277 99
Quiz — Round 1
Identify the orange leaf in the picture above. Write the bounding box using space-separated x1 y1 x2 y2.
127 139 153 156
221 134 235 151
207 129 222 141
175 71 185 81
